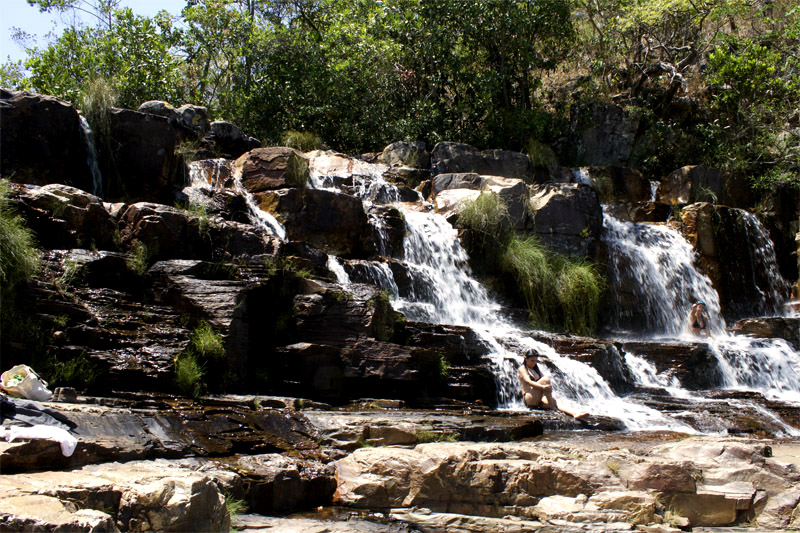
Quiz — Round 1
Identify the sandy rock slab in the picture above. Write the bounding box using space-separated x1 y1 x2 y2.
0 459 229 532
335 437 800 529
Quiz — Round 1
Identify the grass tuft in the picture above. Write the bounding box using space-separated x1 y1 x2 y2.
282 130 324 152
191 320 226 359
0 179 40 294
175 352 204 399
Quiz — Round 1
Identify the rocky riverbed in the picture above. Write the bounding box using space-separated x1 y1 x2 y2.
2 393 799 532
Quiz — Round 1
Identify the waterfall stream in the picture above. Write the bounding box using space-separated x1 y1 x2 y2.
243 151 797 433
78 116 104 198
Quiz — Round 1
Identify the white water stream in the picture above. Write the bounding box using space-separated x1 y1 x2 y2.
193 151 798 433
78 116 104 198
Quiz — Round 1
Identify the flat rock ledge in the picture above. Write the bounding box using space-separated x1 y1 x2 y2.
335 437 800 530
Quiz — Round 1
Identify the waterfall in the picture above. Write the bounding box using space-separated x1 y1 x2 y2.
394 208 692 429
738 210 790 315
326 255 351 285
78 116 104 198
606 210 800 424
184 159 287 239
602 210 724 337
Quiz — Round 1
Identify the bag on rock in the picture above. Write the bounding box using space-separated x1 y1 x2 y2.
1 365 53 402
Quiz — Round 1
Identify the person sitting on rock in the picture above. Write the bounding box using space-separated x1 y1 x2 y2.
517 349 588 419
688 301 710 337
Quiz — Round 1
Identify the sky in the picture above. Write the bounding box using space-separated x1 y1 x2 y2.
0 0 188 65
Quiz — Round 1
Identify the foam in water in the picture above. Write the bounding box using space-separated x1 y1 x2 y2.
602 210 723 337
78 116 104 198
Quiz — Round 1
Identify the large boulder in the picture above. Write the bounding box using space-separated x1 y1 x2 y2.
0 89 94 193
0 460 228 532
432 173 529 228
201 120 261 160
679 203 790 319
380 141 430 169
561 102 639 167
658 165 732 206
101 108 185 202
236 147 309 192
282 189 373 257
118 202 281 262
12 183 119 250
138 100 210 138
527 183 603 257
431 142 532 180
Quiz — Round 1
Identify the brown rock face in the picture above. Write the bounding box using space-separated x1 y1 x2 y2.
236 147 310 192
0 89 94 192
118 202 281 261
13 184 118 251
282 189 372 257
527 183 603 258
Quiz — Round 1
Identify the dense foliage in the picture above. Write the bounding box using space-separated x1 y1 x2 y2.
2 0 798 187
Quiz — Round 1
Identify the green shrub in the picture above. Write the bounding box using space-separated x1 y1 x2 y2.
525 138 558 168
50 352 103 391
126 240 151 276
501 236 558 327
191 321 226 359
282 130 324 152
456 192 513 271
175 353 204 399
0 179 40 294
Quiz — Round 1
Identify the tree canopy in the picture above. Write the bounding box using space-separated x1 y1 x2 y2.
2 0 798 187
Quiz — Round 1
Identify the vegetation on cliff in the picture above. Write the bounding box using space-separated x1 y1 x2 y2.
3 0 796 188
457 192 604 336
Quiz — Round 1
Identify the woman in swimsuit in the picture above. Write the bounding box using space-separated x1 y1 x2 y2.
689 301 709 337
517 349 588 419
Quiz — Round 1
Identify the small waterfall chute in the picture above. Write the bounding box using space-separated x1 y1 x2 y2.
78 116 104 198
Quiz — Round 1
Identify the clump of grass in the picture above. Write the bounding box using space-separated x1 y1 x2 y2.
126 240 151 276
0 179 40 295
606 458 621 477
526 138 558 168
50 352 103 391
224 493 248 520
458 193 604 336
191 321 226 359
175 352 204 399
456 192 513 272
415 430 458 443
282 130 324 152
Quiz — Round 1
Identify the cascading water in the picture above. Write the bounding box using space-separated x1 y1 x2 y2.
184 159 287 239
79 116 104 198
602 210 724 337
738 210 790 316
604 208 800 431
278 150 797 432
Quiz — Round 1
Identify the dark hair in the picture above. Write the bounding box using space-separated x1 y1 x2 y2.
524 349 539 359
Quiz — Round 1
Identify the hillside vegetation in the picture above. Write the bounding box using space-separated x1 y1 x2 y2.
2 0 798 187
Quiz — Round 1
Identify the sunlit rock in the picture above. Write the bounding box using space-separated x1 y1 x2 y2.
380 141 430 169
236 146 310 192
13 183 118 250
